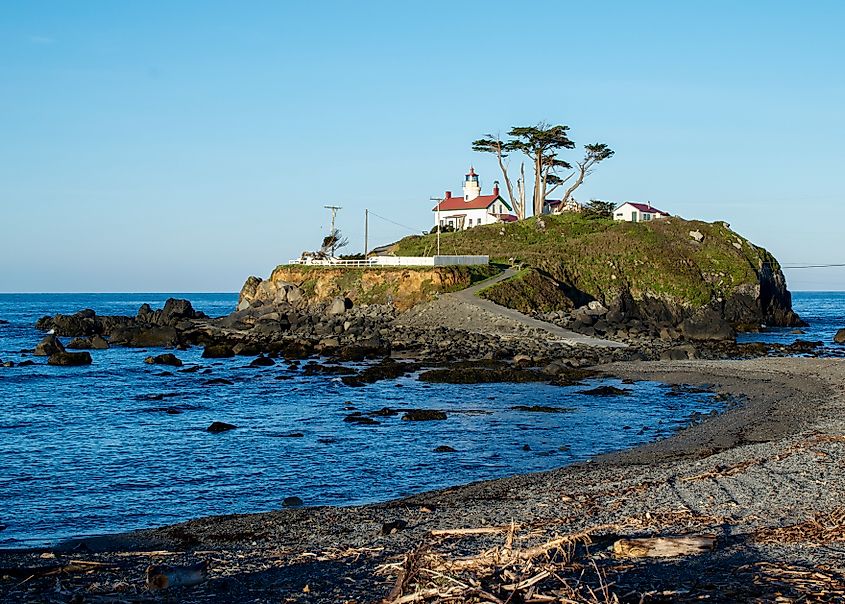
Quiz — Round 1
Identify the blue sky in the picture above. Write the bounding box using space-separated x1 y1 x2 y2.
1 1 843 292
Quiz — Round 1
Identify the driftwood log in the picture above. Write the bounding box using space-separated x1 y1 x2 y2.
612 534 716 558
145 561 208 590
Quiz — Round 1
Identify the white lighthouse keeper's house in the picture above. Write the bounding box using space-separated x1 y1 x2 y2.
433 167 517 230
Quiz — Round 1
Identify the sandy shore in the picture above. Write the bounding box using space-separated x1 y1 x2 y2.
3 357 845 602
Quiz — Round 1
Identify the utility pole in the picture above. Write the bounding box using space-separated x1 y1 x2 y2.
364 208 369 258
324 205 342 256
430 197 443 257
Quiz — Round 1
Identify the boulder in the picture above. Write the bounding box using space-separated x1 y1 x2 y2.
402 409 447 421
66 337 93 349
282 496 303 507
34 335 65 357
145 353 183 367
327 297 348 316
91 335 110 349
679 309 735 341
109 326 180 348
249 355 275 367
48 351 92 366
202 344 235 358
160 298 199 325
206 421 237 433
834 329 845 345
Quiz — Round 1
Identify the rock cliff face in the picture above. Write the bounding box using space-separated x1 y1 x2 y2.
238 265 494 312
390 215 803 331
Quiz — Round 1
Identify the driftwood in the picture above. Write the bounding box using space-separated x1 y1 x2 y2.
145 561 208 590
429 526 518 537
612 534 716 558
0 559 116 579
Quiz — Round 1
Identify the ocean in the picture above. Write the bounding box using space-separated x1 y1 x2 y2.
0 291 840 548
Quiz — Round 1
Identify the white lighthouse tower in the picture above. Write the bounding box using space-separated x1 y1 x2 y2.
463 166 481 201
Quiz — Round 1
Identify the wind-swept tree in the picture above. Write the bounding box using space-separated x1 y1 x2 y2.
559 144 615 207
471 135 523 219
473 123 613 218
321 229 349 257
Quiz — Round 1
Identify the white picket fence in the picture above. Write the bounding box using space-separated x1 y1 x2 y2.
289 255 489 267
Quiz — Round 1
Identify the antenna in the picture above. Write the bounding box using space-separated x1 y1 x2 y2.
324 205 342 256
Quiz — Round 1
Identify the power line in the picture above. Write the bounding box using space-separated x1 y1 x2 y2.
782 263 845 269
366 210 425 234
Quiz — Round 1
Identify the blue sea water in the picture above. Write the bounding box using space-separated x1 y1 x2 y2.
0 291 838 548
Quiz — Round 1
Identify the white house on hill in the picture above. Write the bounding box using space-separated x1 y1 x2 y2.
433 168 517 230
542 198 582 214
613 202 669 222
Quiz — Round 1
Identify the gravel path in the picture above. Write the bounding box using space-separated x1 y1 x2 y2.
396 268 626 348
3 358 844 602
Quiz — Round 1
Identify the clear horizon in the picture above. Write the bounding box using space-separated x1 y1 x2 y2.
2 1 844 292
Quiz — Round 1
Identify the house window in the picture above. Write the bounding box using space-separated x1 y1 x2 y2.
615 212 623 217
469 218 473 226
643 214 652 221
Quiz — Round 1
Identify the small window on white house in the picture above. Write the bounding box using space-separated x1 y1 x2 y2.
615 212 623 216
643 214 652 221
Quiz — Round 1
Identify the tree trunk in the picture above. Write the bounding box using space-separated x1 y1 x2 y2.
518 163 526 219
561 162 588 205
533 153 543 217
493 143 518 216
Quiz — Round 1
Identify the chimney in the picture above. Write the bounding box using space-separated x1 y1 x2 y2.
445 191 451 199
493 180 500 196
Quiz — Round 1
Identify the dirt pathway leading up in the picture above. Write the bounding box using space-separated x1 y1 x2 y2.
396 267 626 348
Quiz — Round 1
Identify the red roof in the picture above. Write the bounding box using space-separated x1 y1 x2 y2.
622 202 669 215
434 194 503 211
497 214 518 222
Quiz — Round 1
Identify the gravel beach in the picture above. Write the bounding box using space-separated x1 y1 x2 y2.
3 357 844 602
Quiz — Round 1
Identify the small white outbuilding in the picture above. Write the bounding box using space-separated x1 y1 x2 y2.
613 202 669 222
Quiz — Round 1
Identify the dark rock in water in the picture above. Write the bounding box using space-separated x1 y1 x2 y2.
1 361 13 367
434 445 457 453
48 351 92 366
512 405 574 413
522 444 532 451
204 378 234 386
371 407 399 417
66 337 93 349
110 326 179 348
791 329 806 335
145 353 183 367
18 360 35 367
0 319 9 325
249 355 275 367
282 496 303 507
381 519 407 535
343 413 380 425
402 409 447 421
180 365 202 373
835 328 845 345
275 432 304 438
578 385 631 396
91 335 110 349
202 344 235 358
206 421 237 433
34 334 65 357
419 366 548 384
302 362 356 376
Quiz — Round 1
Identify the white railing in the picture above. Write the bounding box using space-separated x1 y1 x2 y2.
289 255 489 267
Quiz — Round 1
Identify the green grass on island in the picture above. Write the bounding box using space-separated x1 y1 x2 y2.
389 213 782 311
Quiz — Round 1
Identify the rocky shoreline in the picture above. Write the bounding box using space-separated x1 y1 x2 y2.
2 357 845 602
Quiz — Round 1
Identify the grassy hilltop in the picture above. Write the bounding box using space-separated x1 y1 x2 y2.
390 213 800 328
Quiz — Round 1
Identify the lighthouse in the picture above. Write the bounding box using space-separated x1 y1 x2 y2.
463 166 481 201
